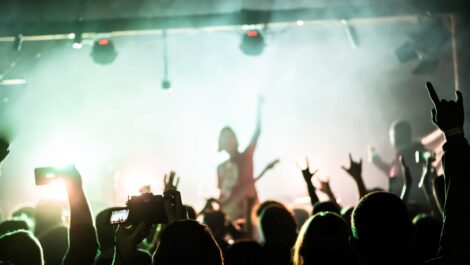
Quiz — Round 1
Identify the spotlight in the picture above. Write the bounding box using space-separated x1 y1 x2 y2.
395 16 448 75
240 30 265 56
90 38 118 65
13 34 23 51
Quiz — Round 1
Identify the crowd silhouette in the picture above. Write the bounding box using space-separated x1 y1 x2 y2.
0 81 469 265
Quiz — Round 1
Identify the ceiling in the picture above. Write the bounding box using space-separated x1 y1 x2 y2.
0 0 468 36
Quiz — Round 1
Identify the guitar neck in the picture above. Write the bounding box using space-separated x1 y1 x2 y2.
254 167 270 182
254 160 278 182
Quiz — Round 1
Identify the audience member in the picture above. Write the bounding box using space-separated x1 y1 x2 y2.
259 205 297 265
0 81 468 265
225 240 268 265
0 230 44 265
293 212 356 265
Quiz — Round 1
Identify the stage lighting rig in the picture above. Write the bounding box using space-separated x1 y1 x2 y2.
91 38 118 65
161 30 171 90
240 29 265 56
394 15 448 75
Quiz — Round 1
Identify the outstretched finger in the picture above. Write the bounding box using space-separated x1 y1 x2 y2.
174 176 180 189
341 165 348 172
426 82 440 107
169 171 176 186
305 157 310 169
348 153 353 163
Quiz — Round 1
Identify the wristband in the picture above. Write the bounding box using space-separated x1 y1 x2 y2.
444 127 464 139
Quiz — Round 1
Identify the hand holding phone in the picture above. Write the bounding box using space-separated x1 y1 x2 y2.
34 165 81 186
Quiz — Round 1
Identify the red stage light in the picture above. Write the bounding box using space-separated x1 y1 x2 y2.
98 39 110 46
240 30 264 56
91 38 117 64
246 30 258 37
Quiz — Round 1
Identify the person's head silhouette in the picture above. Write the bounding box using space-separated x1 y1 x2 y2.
351 192 415 264
0 230 44 265
218 127 239 156
293 212 355 265
154 220 223 265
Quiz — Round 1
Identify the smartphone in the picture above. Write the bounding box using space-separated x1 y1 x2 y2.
110 208 130 224
34 167 60 185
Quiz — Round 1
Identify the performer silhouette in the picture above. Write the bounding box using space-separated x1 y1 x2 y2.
217 97 263 221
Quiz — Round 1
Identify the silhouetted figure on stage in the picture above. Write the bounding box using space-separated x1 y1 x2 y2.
217 98 263 221
369 120 430 212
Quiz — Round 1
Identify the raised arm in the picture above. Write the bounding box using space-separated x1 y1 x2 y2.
245 96 263 154
316 177 337 203
433 175 446 215
299 158 320 207
419 155 443 218
342 153 367 199
425 82 470 263
113 189 187 265
62 166 99 265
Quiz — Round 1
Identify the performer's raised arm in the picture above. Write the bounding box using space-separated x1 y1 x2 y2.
245 96 263 154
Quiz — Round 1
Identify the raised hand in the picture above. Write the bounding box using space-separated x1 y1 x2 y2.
200 198 220 215
315 177 332 194
315 176 337 202
163 171 179 192
342 153 368 199
300 157 319 184
426 82 464 135
163 189 187 223
341 153 362 181
59 165 83 187
115 222 153 265
298 157 320 206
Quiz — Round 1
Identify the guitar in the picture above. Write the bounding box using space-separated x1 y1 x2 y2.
221 159 280 220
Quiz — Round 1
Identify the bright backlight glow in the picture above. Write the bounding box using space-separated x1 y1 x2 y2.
38 180 68 202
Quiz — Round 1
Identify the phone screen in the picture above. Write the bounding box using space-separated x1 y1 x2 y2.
34 167 59 185
110 209 130 224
